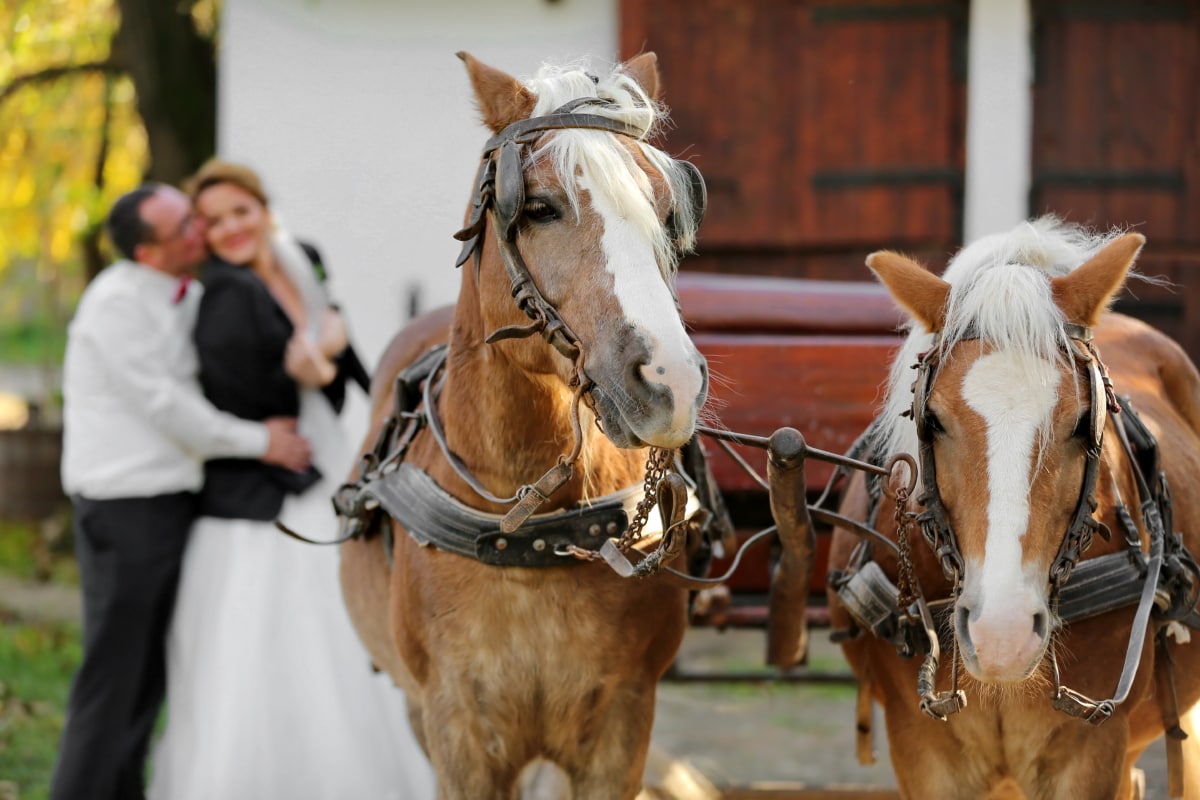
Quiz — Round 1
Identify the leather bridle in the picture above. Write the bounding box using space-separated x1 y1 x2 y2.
452 97 700 361
910 322 1117 594
905 322 1178 724
442 98 705 531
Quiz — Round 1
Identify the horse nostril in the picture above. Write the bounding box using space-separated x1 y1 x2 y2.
954 604 971 636
1032 610 1048 640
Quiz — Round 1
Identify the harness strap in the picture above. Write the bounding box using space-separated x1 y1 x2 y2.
834 549 1151 648
855 663 877 766
350 462 651 567
1050 394 1169 724
834 383 1200 731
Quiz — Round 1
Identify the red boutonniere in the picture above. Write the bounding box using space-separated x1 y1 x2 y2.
173 275 193 305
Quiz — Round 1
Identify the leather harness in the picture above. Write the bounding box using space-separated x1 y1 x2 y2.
830 324 1200 727
320 103 723 573
328 344 719 570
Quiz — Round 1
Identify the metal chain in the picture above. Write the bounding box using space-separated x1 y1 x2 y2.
616 447 674 552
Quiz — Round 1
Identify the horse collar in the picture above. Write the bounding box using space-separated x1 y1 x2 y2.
333 343 702 570
363 462 644 568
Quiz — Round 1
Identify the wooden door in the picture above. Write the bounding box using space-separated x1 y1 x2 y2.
621 0 968 281
1032 0 1200 360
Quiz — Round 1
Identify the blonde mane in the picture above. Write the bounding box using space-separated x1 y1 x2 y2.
872 216 1128 472
521 60 699 275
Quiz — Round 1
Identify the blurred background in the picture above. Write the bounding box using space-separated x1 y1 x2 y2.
1 1 1197 797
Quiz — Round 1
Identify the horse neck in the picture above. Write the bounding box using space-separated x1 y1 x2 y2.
427 300 646 512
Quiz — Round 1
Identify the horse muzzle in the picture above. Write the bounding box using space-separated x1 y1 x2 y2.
587 335 708 450
954 599 1053 683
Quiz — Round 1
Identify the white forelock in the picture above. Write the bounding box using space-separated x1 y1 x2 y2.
872 215 1125 479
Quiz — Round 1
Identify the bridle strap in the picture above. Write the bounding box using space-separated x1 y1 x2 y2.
452 104 649 362
912 326 1112 589
480 109 646 156
454 104 646 263
437 102 652 518
906 324 1131 721
1050 388 1167 725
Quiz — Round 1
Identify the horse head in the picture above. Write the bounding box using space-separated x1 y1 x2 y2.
868 219 1145 684
453 52 708 451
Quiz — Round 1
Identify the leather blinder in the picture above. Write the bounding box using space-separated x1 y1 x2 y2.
679 158 708 227
666 159 708 252
495 140 526 242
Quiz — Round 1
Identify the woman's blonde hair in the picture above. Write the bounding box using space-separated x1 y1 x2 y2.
184 158 270 206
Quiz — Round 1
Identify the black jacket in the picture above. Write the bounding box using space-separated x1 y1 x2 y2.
194 245 369 520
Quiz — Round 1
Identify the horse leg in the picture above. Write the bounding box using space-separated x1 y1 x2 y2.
566 684 658 800
984 778 1027 799
419 697 522 800
1020 720 1129 800
877 698 996 799
339 536 409 684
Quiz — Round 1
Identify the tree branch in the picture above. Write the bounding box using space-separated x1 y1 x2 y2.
0 60 124 105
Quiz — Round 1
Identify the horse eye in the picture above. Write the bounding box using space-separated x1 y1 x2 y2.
523 199 558 223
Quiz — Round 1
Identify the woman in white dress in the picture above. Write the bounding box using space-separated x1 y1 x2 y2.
149 159 435 800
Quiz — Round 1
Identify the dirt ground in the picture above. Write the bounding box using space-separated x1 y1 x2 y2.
650 627 895 792
1 576 1176 797
652 626 1173 797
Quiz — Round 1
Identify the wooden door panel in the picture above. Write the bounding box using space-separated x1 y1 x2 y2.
622 0 967 276
1032 0 1200 360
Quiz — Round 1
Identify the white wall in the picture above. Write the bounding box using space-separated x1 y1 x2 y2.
219 0 1036 436
219 0 617 366
963 0 1033 242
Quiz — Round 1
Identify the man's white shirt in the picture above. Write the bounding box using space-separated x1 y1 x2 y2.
61 260 269 499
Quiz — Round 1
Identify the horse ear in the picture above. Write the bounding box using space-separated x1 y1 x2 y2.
867 251 950 333
457 51 537 133
1051 233 1145 327
621 52 662 99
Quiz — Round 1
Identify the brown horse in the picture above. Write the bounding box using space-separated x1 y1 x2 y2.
337 52 709 799
828 217 1200 799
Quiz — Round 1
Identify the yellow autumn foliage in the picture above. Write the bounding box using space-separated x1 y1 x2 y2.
1 0 148 285
1 0 220 338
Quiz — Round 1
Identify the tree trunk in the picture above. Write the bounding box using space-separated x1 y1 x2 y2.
112 0 217 185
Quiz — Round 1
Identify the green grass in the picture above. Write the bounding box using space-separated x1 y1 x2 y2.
0 322 66 366
0 520 80 798
0 523 76 586
0 618 79 800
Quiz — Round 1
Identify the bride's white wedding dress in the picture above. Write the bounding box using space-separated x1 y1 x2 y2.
149 230 434 799
149 387 435 800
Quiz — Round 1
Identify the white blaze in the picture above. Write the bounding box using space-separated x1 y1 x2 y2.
961 351 1058 620
581 175 703 432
